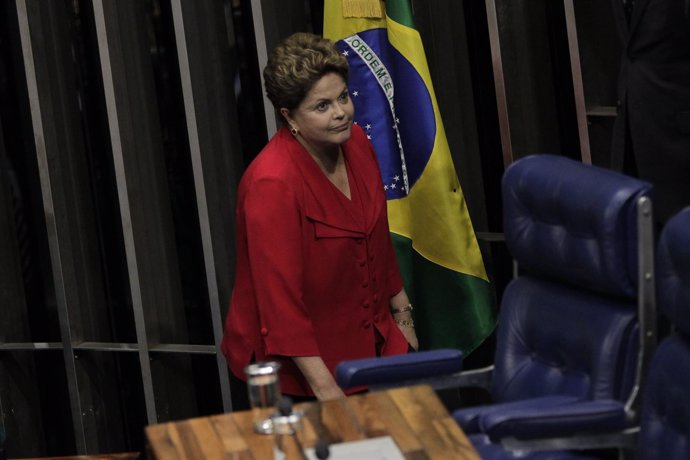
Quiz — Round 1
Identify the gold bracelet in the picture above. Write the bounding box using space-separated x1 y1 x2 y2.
390 303 413 314
394 318 415 328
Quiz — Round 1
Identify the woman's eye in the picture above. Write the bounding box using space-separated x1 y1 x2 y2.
316 102 328 111
339 92 349 102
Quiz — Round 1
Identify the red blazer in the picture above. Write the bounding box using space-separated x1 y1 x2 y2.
221 125 409 396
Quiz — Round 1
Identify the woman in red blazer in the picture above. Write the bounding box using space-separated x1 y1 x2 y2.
221 32 418 405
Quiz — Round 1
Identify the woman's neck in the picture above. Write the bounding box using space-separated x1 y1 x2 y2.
297 137 342 174
296 135 350 198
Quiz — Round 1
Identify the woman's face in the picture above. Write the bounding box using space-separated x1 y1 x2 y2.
283 72 355 152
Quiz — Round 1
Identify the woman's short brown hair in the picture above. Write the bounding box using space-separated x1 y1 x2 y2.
263 32 349 124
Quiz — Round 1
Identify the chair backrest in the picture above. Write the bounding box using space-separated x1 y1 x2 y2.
639 207 690 458
494 155 654 410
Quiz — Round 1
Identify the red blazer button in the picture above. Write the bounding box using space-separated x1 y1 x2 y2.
260 327 268 336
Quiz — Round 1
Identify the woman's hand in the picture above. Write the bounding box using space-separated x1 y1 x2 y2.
397 320 419 351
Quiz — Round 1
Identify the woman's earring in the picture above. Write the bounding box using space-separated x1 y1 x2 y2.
290 125 299 136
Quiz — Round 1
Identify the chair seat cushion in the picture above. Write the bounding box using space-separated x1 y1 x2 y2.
481 399 627 439
454 395 580 434
492 277 639 404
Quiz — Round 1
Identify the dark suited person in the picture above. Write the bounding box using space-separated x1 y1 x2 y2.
610 0 690 224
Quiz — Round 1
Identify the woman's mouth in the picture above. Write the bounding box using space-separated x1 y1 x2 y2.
331 123 350 132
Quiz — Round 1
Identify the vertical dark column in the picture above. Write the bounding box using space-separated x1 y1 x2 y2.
485 0 513 167
252 0 312 137
572 0 621 168
92 0 195 424
15 0 136 453
492 0 580 161
170 0 245 411
0 122 31 345
250 0 275 136
16 0 87 451
564 0 592 164
0 113 47 455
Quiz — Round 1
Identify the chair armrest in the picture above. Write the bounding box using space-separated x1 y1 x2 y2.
335 349 463 390
481 399 628 440
365 363 494 393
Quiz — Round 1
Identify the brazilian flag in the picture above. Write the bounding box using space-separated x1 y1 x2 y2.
324 0 496 353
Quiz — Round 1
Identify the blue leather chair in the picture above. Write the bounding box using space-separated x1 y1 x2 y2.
637 207 690 458
336 155 657 457
483 206 690 460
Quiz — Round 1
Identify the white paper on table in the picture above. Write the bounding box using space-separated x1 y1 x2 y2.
303 435 406 460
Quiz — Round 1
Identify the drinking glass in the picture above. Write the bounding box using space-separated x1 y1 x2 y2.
244 361 282 434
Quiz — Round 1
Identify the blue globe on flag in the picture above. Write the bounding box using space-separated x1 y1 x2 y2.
336 28 436 200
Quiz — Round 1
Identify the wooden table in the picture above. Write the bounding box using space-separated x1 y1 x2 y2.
146 384 479 459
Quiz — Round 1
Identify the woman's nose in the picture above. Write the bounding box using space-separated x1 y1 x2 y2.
333 105 345 118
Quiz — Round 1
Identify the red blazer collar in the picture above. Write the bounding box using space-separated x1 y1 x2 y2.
281 127 384 236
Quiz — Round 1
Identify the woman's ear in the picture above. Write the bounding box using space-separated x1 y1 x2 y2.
281 108 299 133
